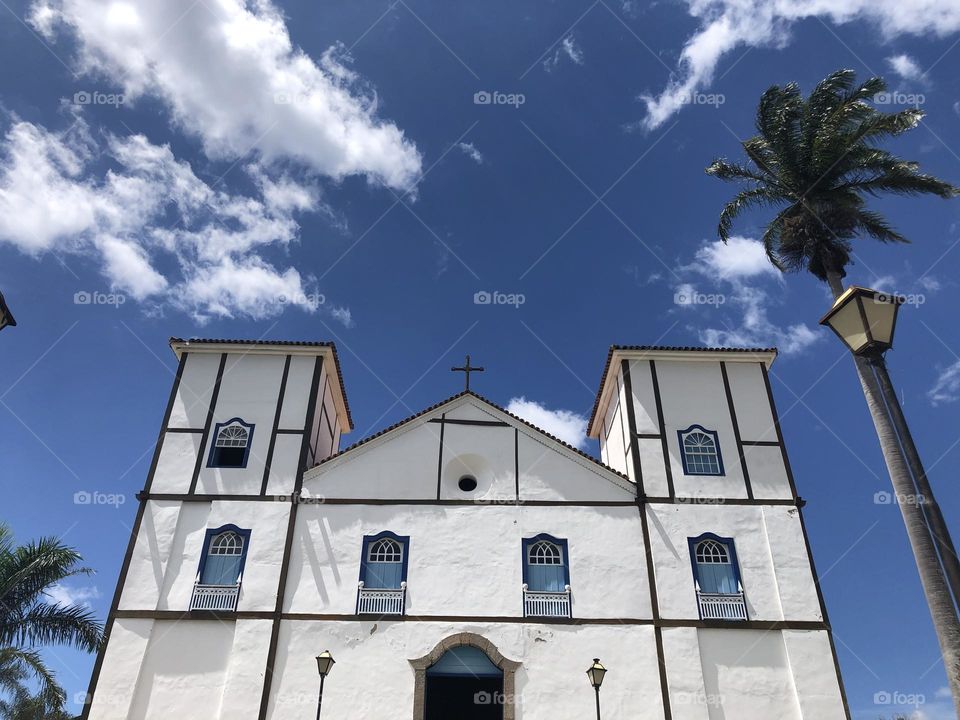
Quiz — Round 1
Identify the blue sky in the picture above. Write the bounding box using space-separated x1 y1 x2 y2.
2 0 960 716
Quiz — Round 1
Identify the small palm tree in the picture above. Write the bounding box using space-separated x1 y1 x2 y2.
0 524 103 718
706 68 960 714
706 69 956 298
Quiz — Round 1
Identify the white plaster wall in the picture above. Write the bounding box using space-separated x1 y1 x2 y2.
279 355 316 429
215 619 274 717
285 504 650 618
647 504 816 622
518 433 633 502
762 507 822 620
697 629 803 720
782 630 846 719
168 353 220 429
626 360 660 435
150 432 201 494
440 422 515 501
662 626 711 720
655 361 747 499
195 354 285 495
87 618 152 720
120 500 289 612
724 362 777 442
265 434 303 496
267 620 663 720
744 445 793 500
638 438 670 497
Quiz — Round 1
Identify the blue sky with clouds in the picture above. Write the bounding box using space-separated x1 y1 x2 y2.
2 0 960 716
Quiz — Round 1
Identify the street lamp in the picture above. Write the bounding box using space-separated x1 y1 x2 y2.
586 658 606 720
0 291 16 332
821 286 960 706
315 651 335 720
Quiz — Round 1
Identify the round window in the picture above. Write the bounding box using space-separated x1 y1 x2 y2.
458 475 478 492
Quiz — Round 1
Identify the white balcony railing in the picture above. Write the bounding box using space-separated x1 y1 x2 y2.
356 582 406 615
190 580 241 611
696 583 748 620
523 584 572 618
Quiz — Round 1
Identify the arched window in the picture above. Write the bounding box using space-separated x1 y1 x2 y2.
199 527 249 586
689 535 739 595
522 535 569 592
678 425 723 475
208 418 254 468
360 532 409 589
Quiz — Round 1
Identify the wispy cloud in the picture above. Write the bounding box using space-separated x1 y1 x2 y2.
544 35 585 72
46 583 100 608
457 142 483 164
929 360 960 405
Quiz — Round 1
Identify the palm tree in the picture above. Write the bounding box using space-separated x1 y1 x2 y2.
0 524 103 718
706 68 960 713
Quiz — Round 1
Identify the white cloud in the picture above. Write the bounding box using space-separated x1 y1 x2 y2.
887 53 928 84
0 116 343 322
677 237 820 355
544 35 585 71
330 306 354 328
46 583 100 608
691 235 781 281
929 360 960 405
457 142 483 164
29 0 421 189
506 397 589 450
639 0 960 129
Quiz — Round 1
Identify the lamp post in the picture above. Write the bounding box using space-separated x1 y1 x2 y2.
586 658 606 720
0 291 16 332
315 651 335 720
821 286 960 711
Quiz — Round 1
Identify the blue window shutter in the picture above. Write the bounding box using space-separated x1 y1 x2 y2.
365 561 402 589
696 562 736 594
201 554 241 585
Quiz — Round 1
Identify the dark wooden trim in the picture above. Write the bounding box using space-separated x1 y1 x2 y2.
188 353 227 495
635 432 662 440
435 412 446 500
653 626 672 719
428 417 510 427
109 608 830 631
644 496 800 507
275 428 305 435
80 352 188 719
164 428 204 434
514 427 520 500
741 439 781 447
260 355 292 496
636 499 672 719
649 360 675 498
721 361 754 500
257 355 324 720
621 360 645 496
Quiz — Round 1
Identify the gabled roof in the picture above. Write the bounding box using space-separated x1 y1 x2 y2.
168 337 353 430
587 345 778 437
310 390 630 484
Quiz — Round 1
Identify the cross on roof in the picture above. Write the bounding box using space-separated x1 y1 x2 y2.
451 354 484 391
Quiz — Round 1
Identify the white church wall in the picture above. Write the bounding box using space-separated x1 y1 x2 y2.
661 626 711 720
264 434 303 496
724 362 778 442
761 506 823 620
86 618 152 719
267 620 663 720
517 433 633 502
278 355 316 429
782 630 847 719
213 619 274 718
638 438 670 496
149 432 202 494
647 504 813 622
194 354 286 495
167 352 220 429
744 445 793 499
626 359 660 435
697 628 803 720
655 361 748 499
284 503 651 619
119 501 182 610
439 422 516 501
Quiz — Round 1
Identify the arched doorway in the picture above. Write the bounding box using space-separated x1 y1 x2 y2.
409 633 520 720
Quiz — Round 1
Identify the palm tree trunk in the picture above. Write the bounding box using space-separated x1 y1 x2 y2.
826 271 960 713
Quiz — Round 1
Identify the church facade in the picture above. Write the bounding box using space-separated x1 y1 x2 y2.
81 338 849 720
